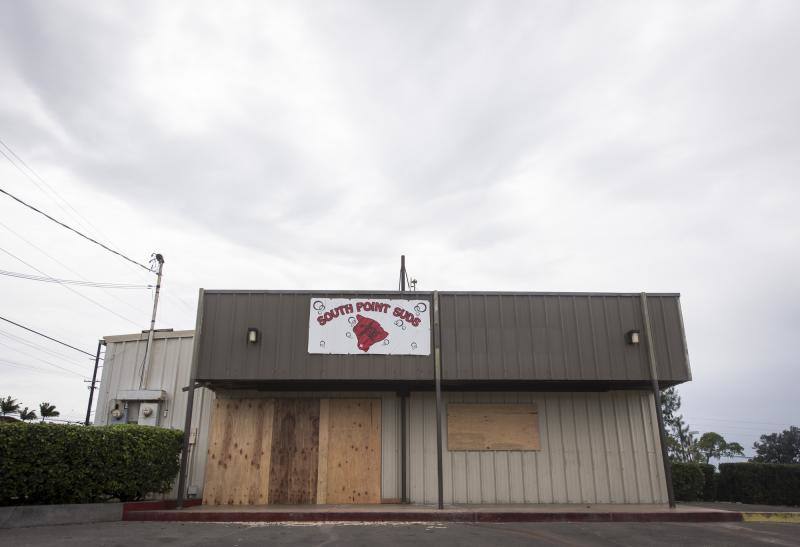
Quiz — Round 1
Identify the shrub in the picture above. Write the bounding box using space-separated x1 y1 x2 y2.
0 423 183 506
717 463 800 506
671 462 705 501
698 463 717 501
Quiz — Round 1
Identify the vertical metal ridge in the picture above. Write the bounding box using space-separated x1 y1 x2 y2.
638 392 659 502
569 393 585 502
557 297 569 379
658 297 675 380
676 296 693 381
571 297 583 380
543 297 553 378
511 298 522 379
497 296 507 380
582 394 599 502
600 297 615 379
625 394 643 502
527 295 539 378
587 297 601 379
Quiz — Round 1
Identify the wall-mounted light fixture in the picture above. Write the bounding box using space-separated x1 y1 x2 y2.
247 327 259 344
625 329 641 345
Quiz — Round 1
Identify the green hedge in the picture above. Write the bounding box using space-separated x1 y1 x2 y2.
0 423 183 506
698 463 717 501
718 463 800 506
671 463 705 501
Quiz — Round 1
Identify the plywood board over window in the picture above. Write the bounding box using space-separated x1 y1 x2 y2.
447 403 540 451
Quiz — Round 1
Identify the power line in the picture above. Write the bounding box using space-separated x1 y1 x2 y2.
0 220 153 318
0 138 157 290
0 245 141 327
0 268 152 289
0 140 100 239
0 328 94 367
0 339 90 376
0 357 87 379
0 186 153 273
0 315 96 358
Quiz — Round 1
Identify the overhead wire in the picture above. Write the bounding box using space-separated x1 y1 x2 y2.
0 220 153 318
0 268 152 289
0 139 101 239
0 246 141 327
0 315 97 358
0 359 72 377
0 185 153 273
0 339 90 376
0 139 159 293
0 356 87 379
0 328 92 368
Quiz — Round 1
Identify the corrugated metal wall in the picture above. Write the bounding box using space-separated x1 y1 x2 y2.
94 332 213 499
438 293 690 382
408 391 667 504
195 291 690 384
212 390 402 501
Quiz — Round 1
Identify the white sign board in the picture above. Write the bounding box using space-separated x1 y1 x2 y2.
308 297 431 355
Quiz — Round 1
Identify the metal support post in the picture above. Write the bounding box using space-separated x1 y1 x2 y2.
400 392 408 503
641 292 677 508
84 339 105 426
176 288 204 509
433 291 444 510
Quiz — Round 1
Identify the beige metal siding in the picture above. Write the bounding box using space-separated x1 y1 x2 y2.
408 391 667 504
212 390 402 501
94 332 213 499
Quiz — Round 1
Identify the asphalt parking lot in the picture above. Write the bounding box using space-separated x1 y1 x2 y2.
1 520 799 546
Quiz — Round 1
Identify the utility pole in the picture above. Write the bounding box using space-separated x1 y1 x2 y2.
140 253 164 389
84 339 105 426
399 255 406 291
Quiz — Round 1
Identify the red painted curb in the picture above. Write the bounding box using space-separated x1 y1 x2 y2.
122 510 744 524
122 499 202 519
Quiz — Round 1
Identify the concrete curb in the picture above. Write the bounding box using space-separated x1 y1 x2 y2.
122 509 745 524
0 503 123 529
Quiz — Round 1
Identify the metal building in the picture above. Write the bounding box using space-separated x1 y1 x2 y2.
96 290 691 507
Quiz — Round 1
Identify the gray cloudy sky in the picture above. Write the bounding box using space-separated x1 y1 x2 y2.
0 1 798 452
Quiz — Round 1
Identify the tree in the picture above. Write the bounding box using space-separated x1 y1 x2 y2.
39 402 60 423
696 432 745 464
1 396 20 416
19 407 37 421
661 387 686 461
751 426 800 464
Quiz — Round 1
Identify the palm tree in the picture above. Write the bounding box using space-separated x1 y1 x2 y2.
39 402 59 423
1 396 20 416
19 407 37 422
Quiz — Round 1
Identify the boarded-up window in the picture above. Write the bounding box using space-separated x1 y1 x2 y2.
447 404 540 451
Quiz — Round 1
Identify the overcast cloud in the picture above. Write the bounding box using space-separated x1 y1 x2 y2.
0 1 798 453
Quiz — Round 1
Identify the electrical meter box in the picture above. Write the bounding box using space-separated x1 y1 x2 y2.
137 401 161 427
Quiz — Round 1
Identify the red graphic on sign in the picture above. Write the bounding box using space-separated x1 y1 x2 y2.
353 314 389 352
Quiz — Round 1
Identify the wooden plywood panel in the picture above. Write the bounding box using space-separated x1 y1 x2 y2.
268 399 320 504
324 399 381 504
203 398 274 505
316 399 330 504
447 404 540 451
